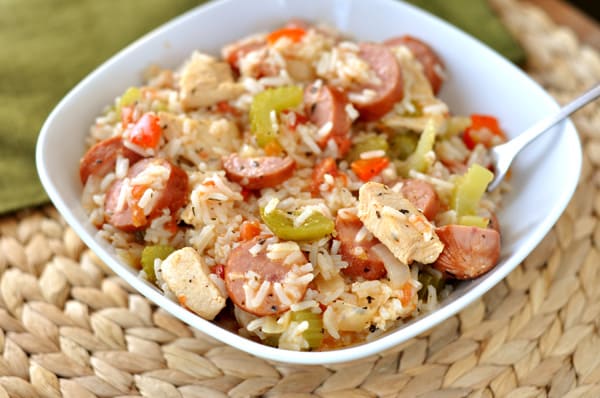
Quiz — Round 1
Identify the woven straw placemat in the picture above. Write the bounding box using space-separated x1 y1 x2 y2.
1 0 600 396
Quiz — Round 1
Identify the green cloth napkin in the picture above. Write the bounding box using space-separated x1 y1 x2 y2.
0 0 524 215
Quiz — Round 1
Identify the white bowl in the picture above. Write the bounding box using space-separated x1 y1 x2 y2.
36 0 581 364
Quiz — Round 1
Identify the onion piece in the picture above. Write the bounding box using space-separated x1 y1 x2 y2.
371 243 411 288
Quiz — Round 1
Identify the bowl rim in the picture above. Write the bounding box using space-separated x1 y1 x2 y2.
35 0 582 364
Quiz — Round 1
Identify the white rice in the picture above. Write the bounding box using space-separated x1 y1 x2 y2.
115 155 129 179
348 89 376 104
80 21 506 352
345 103 359 121
360 149 386 159
297 124 322 154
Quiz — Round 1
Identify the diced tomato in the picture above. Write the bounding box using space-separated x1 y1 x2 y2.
462 114 506 150
400 282 413 307
131 205 146 228
283 110 308 131
471 114 503 135
267 27 306 45
311 157 338 196
333 135 352 156
164 218 178 234
318 302 328 313
131 184 148 200
241 188 252 201
351 157 390 182
216 101 240 116
178 295 190 310
264 140 283 156
211 264 225 279
225 49 240 67
129 113 163 149
240 220 261 241
462 129 476 150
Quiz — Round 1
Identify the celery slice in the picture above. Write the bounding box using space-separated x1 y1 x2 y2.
118 86 141 110
260 207 334 241
250 85 303 147
389 132 418 160
140 245 175 282
405 119 436 173
451 164 494 218
457 215 490 228
291 310 324 350
418 269 445 301
347 134 389 162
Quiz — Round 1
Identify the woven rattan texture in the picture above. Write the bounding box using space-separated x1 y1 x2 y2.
1 0 600 396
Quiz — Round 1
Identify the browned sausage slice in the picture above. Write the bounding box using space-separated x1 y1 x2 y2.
335 211 386 280
351 43 404 121
104 158 189 231
223 154 295 190
384 35 445 95
400 179 440 220
304 82 352 155
79 136 143 184
433 225 500 279
224 237 310 316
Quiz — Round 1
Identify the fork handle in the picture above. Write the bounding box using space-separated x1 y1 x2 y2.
509 83 600 154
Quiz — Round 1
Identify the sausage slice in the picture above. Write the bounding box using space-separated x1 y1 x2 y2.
351 43 404 121
224 237 311 316
400 179 440 220
433 225 500 279
384 35 445 95
79 136 143 184
104 158 189 231
304 82 352 155
336 211 386 280
223 153 295 190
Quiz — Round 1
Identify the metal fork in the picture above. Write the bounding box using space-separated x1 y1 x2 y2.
487 82 600 192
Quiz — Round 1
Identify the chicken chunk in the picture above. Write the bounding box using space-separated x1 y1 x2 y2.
358 182 443 264
179 52 244 109
160 247 226 320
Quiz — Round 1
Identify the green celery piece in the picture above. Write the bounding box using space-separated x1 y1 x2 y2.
458 215 490 228
118 86 141 111
451 164 494 217
260 207 334 241
389 132 419 161
291 310 324 350
418 270 445 301
250 85 303 147
140 245 175 283
347 134 389 162
405 119 436 173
